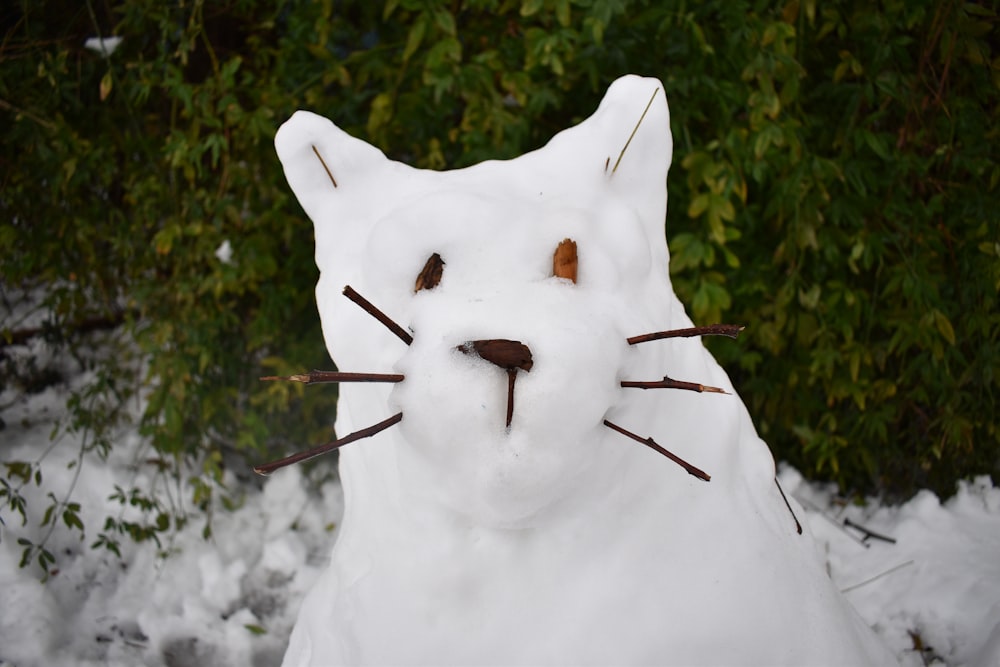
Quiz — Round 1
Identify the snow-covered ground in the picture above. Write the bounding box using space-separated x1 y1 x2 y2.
2 360 998 666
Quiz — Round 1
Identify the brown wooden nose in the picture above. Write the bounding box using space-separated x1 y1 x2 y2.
458 339 533 372
458 339 533 428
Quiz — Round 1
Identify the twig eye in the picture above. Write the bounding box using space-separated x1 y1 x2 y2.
415 253 445 292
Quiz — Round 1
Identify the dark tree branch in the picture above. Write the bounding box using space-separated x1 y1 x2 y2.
311 145 337 187
627 324 744 346
844 517 896 544
603 419 710 481
621 376 728 394
342 285 413 345
775 478 803 535
260 371 404 384
1 312 132 349
253 412 403 476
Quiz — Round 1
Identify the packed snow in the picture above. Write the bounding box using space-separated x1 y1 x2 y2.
2 349 1000 665
2 374 999 666
3 75 999 666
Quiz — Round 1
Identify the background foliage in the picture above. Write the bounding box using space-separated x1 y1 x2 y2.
2 0 997 574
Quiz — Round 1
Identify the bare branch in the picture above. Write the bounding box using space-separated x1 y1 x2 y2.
844 517 896 544
311 145 338 187
775 478 803 535
260 371 404 384
627 325 744 346
611 87 659 174
603 419 710 481
253 412 403 476
621 376 728 394
343 285 413 345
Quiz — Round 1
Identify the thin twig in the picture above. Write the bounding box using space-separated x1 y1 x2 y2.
312 145 338 187
342 286 413 345
260 371 404 384
775 478 803 535
844 517 897 544
627 325 745 345
611 87 659 174
840 560 914 594
0 98 57 130
603 419 710 481
795 496 870 549
253 412 403 476
505 369 516 428
621 376 728 394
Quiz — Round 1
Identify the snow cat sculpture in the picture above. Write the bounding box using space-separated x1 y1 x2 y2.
259 75 893 666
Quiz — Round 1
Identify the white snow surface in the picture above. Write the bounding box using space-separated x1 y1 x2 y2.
1 368 1000 665
3 75 998 666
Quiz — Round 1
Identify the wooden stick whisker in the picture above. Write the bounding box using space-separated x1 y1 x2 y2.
311 145 338 187
253 412 403 476
603 419 710 481
343 285 413 345
260 371 404 384
621 376 729 394
627 324 745 345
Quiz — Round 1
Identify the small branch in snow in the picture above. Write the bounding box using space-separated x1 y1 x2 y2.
840 560 914 594
603 419 710 481
311 145 338 188
260 371 404 384
775 478 803 535
627 325 745 345
795 496 870 549
844 517 897 544
253 412 403 476
0 311 132 349
342 286 413 346
621 376 728 394
611 87 659 174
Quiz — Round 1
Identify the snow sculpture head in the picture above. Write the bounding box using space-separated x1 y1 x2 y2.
270 76 892 665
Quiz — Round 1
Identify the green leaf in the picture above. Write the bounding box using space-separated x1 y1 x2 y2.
687 193 709 218
521 0 543 17
403 17 427 63
932 309 956 346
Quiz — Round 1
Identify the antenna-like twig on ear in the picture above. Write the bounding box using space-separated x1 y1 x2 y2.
627 324 744 345
603 419 710 481
312 145 338 188
775 478 803 535
611 87 659 175
260 371 404 384
621 376 728 394
343 286 413 345
253 412 403 476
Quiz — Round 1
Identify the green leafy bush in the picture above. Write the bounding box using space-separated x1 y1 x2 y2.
2 0 997 574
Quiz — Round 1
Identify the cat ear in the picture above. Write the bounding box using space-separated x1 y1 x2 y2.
595 75 672 196
514 75 672 261
275 111 408 268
